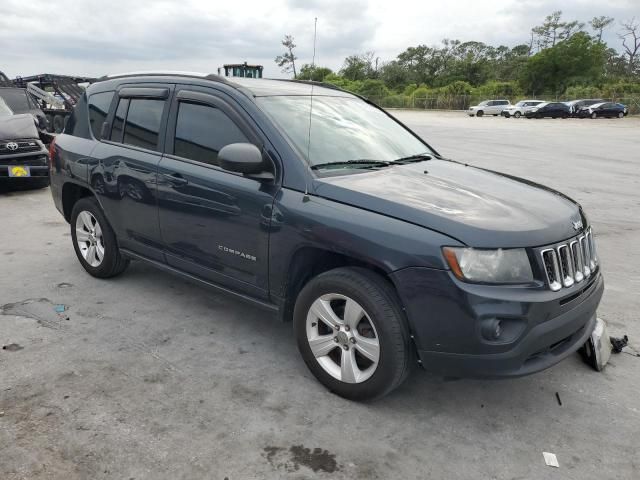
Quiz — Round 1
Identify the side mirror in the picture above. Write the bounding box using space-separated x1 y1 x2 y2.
218 143 266 175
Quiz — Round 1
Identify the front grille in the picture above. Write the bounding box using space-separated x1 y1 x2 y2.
0 140 41 155
540 227 598 291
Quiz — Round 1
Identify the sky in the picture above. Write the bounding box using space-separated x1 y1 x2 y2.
0 0 637 79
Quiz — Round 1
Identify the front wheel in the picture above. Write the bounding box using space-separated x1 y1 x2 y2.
294 267 411 401
70 196 129 278
591 112 597 119
476 110 484 117
618 112 624 118
503 112 511 118
514 111 521 118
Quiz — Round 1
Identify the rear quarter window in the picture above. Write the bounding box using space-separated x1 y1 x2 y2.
88 91 115 139
64 93 90 139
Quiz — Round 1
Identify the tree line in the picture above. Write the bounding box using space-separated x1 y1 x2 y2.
274 12 640 102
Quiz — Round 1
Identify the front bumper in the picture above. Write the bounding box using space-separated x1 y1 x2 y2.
391 267 604 378
0 146 49 181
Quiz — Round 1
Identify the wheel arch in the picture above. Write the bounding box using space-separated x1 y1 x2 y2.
61 181 95 222
278 246 400 323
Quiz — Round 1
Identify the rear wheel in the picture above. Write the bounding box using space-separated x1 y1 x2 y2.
476 110 484 117
70 196 129 278
294 267 411 401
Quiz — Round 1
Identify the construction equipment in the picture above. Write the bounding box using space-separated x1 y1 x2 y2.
218 62 263 79
1 73 96 133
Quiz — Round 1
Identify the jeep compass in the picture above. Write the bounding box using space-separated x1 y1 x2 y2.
49 73 603 400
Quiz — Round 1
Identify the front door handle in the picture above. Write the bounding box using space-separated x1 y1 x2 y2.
161 172 188 186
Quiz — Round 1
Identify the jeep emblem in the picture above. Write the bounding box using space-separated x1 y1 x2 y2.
572 219 583 231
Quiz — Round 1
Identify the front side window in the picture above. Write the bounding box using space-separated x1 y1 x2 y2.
88 91 114 139
123 99 165 151
257 95 429 168
174 102 249 165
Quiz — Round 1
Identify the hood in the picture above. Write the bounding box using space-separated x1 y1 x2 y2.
313 160 583 248
0 114 39 141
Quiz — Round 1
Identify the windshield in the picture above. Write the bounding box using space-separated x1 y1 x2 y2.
515 101 525 107
0 97 13 116
257 95 430 167
0 88 32 112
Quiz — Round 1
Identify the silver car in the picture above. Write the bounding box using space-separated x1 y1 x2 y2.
467 99 511 117
502 100 545 118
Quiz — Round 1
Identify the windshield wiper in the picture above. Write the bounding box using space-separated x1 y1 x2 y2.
311 159 392 170
393 153 432 164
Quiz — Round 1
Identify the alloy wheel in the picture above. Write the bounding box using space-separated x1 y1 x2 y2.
75 211 105 267
305 293 380 384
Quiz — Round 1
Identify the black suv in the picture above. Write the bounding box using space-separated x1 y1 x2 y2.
0 96 50 188
50 73 603 400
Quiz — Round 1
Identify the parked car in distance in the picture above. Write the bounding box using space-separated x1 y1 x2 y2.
467 99 511 117
0 97 50 188
49 72 603 400
577 102 626 119
566 99 604 116
617 103 629 116
524 102 570 118
501 100 544 118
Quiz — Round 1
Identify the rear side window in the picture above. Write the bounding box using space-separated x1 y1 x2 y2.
173 102 249 165
122 99 165 151
88 91 114 139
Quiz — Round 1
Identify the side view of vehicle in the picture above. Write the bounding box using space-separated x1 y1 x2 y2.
50 73 603 400
0 97 50 188
577 102 626 119
566 98 604 116
467 99 511 117
501 100 544 118
524 102 570 119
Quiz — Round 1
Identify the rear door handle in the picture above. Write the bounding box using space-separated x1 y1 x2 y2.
161 172 188 186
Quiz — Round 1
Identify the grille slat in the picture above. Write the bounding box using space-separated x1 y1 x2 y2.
541 227 597 291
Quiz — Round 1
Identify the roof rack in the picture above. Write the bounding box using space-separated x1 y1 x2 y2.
97 71 228 83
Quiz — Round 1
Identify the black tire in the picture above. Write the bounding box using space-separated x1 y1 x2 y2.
562 113 569 119
53 115 65 133
70 196 129 278
618 112 624 118
45 114 54 132
514 111 521 118
293 267 411 401
476 110 484 117
503 112 510 118
591 112 597 119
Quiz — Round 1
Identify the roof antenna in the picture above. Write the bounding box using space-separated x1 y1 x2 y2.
304 17 318 199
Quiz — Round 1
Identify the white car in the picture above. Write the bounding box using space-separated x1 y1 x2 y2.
501 100 545 118
467 99 511 117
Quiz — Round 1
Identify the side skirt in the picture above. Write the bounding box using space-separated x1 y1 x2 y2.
120 248 280 314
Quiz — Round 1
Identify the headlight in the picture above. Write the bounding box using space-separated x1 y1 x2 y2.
442 247 534 284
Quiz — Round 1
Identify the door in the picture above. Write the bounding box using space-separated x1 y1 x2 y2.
485 101 497 114
157 87 278 299
90 85 171 261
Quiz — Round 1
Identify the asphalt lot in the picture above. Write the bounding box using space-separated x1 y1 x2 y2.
1 111 639 480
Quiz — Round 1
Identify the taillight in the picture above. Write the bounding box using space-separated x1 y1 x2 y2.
48 137 56 171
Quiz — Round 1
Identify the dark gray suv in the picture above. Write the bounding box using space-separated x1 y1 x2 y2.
49 72 603 400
